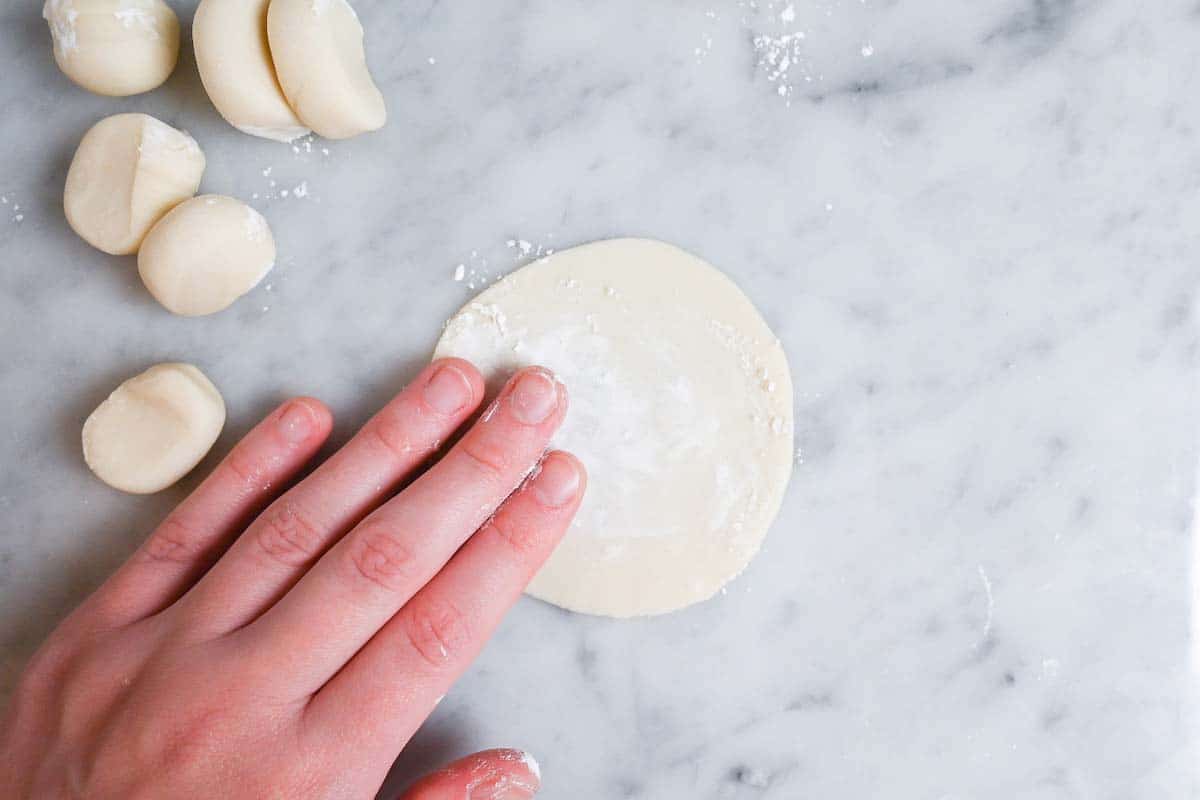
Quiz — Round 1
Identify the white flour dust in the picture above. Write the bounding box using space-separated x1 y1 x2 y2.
253 163 320 203
243 206 270 242
43 0 80 55
443 299 693 541
505 237 555 260
2 195 24 224
449 236 558 290
688 1 873 105
249 137 330 202
137 117 201 160
112 2 161 37
450 250 494 290
44 0 166 57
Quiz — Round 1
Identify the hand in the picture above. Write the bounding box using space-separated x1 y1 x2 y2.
0 360 583 799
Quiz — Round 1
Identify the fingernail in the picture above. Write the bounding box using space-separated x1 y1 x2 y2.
530 454 580 508
278 401 316 444
509 369 559 425
424 363 473 415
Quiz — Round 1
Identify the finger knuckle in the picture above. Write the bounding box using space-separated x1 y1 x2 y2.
457 437 511 486
369 410 420 461
224 444 269 489
346 524 416 592
400 594 471 669
17 633 77 695
484 515 542 557
254 503 324 567
140 518 205 566
150 706 232 775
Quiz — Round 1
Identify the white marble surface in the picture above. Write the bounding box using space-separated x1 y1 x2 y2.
0 0 1197 796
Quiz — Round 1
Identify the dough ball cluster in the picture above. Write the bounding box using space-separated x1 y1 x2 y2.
53 3 382 493
65 113 205 256
63 113 276 318
83 363 226 494
192 0 309 143
45 0 386 142
43 0 180 97
195 0 386 141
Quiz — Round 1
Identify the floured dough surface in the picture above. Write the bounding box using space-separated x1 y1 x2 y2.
83 363 225 495
435 239 793 617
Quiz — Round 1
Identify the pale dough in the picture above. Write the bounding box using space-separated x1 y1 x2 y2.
43 0 180 97
83 363 225 495
267 0 387 140
192 0 310 143
64 113 205 256
434 239 794 617
138 195 276 317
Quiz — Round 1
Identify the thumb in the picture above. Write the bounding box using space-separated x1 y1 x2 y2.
398 748 541 800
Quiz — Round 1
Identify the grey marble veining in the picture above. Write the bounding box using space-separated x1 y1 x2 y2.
1 0 1197 797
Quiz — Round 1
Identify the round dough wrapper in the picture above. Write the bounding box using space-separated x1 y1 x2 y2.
193 0 310 143
64 113 205 256
267 0 387 140
435 239 794 617
138 195 276 317
43 0 180 97
83 363 226 495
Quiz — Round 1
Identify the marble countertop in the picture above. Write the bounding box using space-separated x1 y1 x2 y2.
1 0 1196 796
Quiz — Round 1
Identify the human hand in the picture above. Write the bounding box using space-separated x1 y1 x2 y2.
0 360 583 799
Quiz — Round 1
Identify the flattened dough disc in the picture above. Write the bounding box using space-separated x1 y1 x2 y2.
434 239 793 617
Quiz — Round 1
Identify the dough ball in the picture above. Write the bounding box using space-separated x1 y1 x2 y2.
64 113 205 256
193 0 310 143
83 363 225 494
43 0 180 97
138 195 275 317
267 0 387 140
435 239 794 618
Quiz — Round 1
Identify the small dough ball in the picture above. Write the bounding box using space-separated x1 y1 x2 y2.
65 113 205 256
138 195 276 317
267 0 387 140
83 363 225 494
193 0 310 143
43 0 180 97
